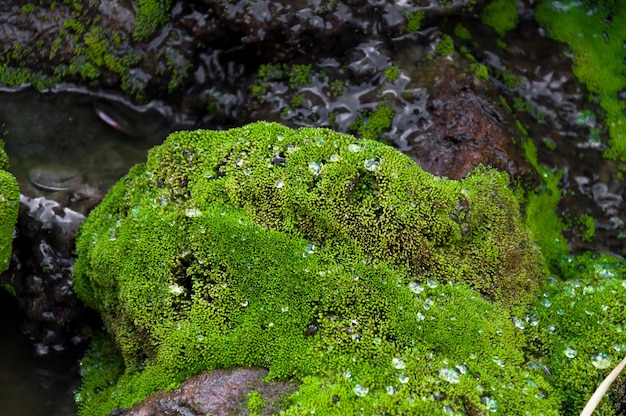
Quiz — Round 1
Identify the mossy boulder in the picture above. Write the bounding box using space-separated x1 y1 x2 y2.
0 141 19 274
73 121 555 414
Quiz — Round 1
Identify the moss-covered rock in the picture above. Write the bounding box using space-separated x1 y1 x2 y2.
0 141 19 274
73 122 554 414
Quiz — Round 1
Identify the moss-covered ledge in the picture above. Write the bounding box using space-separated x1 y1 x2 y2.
73 122 558 414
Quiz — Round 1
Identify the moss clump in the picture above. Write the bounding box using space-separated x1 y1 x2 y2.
383 66 400 82
480 0 519 36
74 122 551 414
349 102 396 141
0 141 19 273
535 0 626 161
403 10 425 33
434 35 455 57
134 0 173 41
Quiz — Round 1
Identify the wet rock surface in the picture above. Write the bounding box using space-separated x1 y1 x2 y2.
112 368 296 416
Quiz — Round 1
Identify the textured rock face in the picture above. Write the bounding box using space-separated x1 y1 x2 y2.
115 367 295 416
0 142 18 273
72 122 555 415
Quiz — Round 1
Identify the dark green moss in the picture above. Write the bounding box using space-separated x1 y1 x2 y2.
480 0 519 36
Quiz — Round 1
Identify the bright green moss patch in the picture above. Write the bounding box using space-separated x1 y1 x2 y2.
349 102 395 141
434 35 455 57
536 0 626 161
480 0 519 36
520 138 569 274
134 0 173 41
74 122 551 414
403 10 425 33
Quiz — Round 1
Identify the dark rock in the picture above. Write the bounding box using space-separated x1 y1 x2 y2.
408 55 533 180
0 194 103 355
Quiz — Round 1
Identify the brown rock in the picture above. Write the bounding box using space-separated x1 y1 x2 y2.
114 367 296 416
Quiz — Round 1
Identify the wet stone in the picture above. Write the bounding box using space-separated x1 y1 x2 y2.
28 165 84 192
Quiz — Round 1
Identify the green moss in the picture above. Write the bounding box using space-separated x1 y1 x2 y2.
577 214 596 243
247 390 265 415
349 102 395 141
453 24 472 40
528 252 626 415
481 0 519 36
74 122 550 414
520 138 569 273
20 4 35 14
133 0 173 41
383 66 400 82
536 0 626 161
470 63 489 81
403 10 425 33
0 141 19 274
542 137 557 151
289 65 313 89
329 79 345 97
434 35 455 57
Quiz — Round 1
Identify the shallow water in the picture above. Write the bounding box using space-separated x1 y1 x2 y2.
0 89 174 194
0 291 80 416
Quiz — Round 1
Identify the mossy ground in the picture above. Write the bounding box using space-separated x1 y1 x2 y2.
74 122 557 414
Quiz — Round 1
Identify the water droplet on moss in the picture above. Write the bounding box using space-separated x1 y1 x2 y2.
439 367 460 384
481 395 498 412
392 358 406 369
185 208 202 217
564 347 577 358
386 385 396 395
541 298 552 307
308 162 322 175
348 143 361 152
169 284 183 295
398 374 409 384
330 153 340 162
417 312 425 321
591 352 612 369
409 282 424 294
427 279 438 288
275 179 284 188
513 317 525 329
343 370 352 379
493 356 505 367
241 300 249 307
364 158 380 171
353 384 368 397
